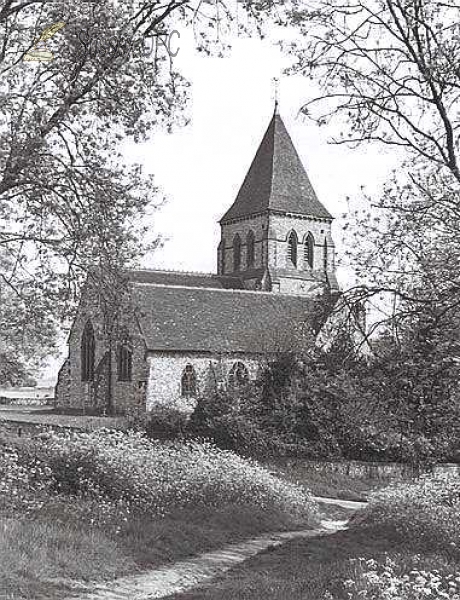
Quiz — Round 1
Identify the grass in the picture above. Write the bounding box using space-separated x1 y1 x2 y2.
266 460 385 501
1 429 319 599
165 473 460 600
163 521 460 600
0 503 295 600
0 404 126 431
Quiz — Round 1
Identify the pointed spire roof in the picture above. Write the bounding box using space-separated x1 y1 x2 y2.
220 110 332 223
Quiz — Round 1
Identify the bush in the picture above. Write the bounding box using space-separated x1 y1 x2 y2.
327 555 460 600
33 429 318 524
188 387 273 456
145 406 189 440
355 473 460 554
0 446 54 515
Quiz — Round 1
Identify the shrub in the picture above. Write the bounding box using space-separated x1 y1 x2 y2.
145 406 189 440
0 446 54 516
327 555 460 600
356 473 460 554
34 430 318 524
188 387 273 456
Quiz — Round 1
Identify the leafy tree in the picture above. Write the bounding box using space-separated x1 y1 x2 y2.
285 0 460 339
0 0 263 382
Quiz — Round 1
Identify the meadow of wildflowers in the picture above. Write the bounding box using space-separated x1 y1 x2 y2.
34 429 318 522
324 556 460 600
321 474 460 600
0 429 318 595
0 445 54 516
357 473 460 553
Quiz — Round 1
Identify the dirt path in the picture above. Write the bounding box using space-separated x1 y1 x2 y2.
62 498 364 600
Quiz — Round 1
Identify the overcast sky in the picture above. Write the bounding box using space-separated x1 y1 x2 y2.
41 26 399 384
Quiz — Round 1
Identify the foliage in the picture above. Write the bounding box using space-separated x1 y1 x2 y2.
0 445 54 515
0 428 319 596
145 405 189 439
30 429 318 523
285 0 460 345
1 0 271 382
321 474 460 599
357 473 460 554
327 555 460 600
291 1 460 178
188 333 460 463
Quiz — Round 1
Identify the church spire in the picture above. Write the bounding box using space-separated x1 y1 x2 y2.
220 109 332 224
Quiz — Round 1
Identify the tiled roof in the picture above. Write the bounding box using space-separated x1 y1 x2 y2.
131 283 318 353
126 270 245 290
220 111 333 223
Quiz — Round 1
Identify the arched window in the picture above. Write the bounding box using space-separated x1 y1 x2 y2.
323 239 328 271
287 231 298 267
304 232 314 269
218 240 224 274
117 340 132 382
246 230 255 268
233 234 241 272
181 364 197 397
228 361 249 390
81 321 95 382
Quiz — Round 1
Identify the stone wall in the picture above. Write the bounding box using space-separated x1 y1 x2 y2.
267 458 460 481
220 215 267 275
145 352 264 412
55 281 149 415
267 214 334 272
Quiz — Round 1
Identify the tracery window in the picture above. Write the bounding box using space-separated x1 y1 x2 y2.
304 232 314 269
117 340 132 381
181 364 197 397
81 321 95 382
228 361 249 390
287 231 298 267
233 234 241 272
246 230 255 268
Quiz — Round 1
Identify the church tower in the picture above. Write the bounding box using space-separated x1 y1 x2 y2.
217 105 339 296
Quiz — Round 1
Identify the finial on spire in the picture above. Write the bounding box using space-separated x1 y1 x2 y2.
273 77 279 114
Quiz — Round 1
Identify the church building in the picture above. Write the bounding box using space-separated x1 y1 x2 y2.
55 106 341 414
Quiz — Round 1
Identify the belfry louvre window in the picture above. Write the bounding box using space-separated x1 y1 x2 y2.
117 341 132 381
304 233 314 269
233 234 241 271
81 321 95 382
323 239 328 271
228 361 249 389
246 230 255 268
287 231 298 267
181 364 197 397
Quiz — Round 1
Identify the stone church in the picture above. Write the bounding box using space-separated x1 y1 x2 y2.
55 105 343 414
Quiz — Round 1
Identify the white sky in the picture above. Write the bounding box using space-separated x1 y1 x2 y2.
41 27 399 384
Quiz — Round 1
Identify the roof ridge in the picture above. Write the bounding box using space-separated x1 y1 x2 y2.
127 268 223 278
131 281 313 299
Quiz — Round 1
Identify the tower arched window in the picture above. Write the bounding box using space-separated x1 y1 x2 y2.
81 321 95 382
323 239 328 271
287 231 298 268
181 364 197 397
117 339 132 382
228 361 249 390
233 234 241 272
304 232 314 269
246 230 255 268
